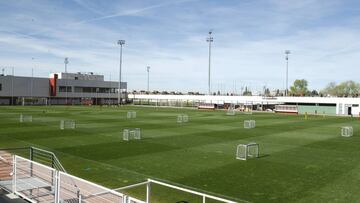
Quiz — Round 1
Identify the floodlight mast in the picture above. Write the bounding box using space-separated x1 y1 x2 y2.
206 30 213 95
64 57 69 105
31 58 34 103
147 66 150 92
285 50 291 96
117 40 125 105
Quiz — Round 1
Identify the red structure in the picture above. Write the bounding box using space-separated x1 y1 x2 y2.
49 74 57 96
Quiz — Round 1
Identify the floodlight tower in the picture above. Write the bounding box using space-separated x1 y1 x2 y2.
117 40 125 105
64 57 69 105
31 58 35 101
147 66 150 92
285 50 291 96
206 30 213 95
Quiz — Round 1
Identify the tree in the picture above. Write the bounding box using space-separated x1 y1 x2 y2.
290 79 309 96
243 86 252 96
321 81 360 97
310 90 319 97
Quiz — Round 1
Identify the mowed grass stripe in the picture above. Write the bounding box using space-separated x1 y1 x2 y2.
0 106 360 203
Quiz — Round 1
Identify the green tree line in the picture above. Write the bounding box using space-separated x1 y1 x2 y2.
289 79 360 97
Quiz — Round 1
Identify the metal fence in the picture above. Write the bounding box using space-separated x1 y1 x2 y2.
1 152 237 203
1 155 146 203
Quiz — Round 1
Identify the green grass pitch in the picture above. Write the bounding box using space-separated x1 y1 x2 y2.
0 105 360 202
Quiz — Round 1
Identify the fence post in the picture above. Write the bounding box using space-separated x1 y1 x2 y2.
12 155 16 193
203 196 206 203
146 180 151 203
55 170 60 203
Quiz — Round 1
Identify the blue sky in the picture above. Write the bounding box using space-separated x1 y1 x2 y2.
1 0 360 93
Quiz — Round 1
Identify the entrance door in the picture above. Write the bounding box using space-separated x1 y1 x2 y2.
348 107 352 115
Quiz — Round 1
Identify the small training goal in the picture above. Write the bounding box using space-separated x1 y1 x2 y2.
244 120 256 129
123 128 141 141
127 111 137 119
240 103 253 114
236 143 259 160
60 120 76 130
226 104 236 116
177 114 189 123
341 126 353 137
20 114 32 123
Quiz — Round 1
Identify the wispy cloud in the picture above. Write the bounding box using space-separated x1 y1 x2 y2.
73 0 197 25
0 0 359 92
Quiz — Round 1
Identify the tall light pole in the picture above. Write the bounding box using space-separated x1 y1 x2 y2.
206 30 213 95
11 67 14 105
117 40 125 105
147 66 150 92
31 58 35 103
285 50 291 96
64 57 69 105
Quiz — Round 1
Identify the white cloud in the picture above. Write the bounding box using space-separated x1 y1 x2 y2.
0 0 359 93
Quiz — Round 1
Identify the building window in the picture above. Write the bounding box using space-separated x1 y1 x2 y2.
59 86 72 92
0 83 2 91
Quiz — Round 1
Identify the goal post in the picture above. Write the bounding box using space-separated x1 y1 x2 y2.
240 102 253 114
19 114 32 123
127 111 137 119
244 120 256 129
341 126 353 137
123 128 141 141
236 143 259 160
123 129 129 141
177 114 189 123
226 104 236 116
60 120 76 130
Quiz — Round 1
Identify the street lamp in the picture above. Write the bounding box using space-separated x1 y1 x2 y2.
206 30 213 95
147 66 150 92
64 57 69 105
285 50 291 96
117 40 125 105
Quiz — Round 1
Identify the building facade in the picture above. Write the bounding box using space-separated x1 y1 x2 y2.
0 72 127 105
130 94 360 117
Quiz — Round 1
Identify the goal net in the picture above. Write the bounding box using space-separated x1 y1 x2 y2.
226 104 236 116
19 114 32 123
123 128 141 141
177 114 189 123
60 120 76 130
341 126 353 137
236 143 259 160
240 103 253 114
127 111 137 119
244 120 256 129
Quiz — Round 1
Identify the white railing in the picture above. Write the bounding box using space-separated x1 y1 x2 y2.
7 155 146 203
13 156 56 203
115 179 239 203
2 155 239 203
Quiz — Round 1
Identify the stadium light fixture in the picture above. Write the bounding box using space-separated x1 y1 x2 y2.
117 40 125 105
147 66 150 92
285 50 291 96
206 30 213 95
64 57 69 105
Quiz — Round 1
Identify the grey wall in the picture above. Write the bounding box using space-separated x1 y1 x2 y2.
0 75 127 99
0 76 49 97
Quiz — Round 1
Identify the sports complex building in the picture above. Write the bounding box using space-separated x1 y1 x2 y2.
1 72 359 116
130 94 360 117
0 72 127 105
